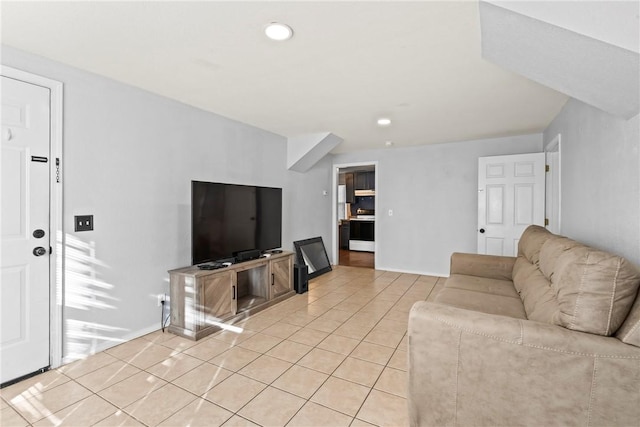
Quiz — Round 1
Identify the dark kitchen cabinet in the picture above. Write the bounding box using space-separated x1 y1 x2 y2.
366 172 375 190
340 221 350 249
345 173 355 203
355 172 375 190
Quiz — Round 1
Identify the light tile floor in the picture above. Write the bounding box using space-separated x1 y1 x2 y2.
1 266 442 427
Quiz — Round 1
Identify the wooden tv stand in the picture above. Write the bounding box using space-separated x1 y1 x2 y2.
168 251 295 340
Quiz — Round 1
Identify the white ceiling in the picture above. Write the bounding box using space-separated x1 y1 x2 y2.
1 1 569 153
481 1 639 120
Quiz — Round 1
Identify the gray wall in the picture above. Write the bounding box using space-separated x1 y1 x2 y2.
332 134 543 276
2 46 332 360
287 155 334 246
544 98 640 266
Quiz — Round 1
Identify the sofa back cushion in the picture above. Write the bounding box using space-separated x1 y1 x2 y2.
616 296 640 346
548 244 640 336
513 256 558 323
539 236 580 280
517 225 552 266
515 225 640 339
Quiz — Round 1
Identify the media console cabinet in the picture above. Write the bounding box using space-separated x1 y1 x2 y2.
168 251 295 340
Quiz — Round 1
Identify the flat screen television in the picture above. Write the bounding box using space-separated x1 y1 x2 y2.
191 181 282 264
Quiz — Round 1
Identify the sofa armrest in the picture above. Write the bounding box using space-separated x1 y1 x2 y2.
449 252 515 281
408 301 640 427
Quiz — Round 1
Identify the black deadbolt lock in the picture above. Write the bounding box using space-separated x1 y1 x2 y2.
479 228 486 234
33 229 45 238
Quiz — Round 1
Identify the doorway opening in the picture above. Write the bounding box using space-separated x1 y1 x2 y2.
332 162 377 269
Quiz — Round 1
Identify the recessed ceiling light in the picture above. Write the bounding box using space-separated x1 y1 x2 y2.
377 118 392 126
265 22 293 41
385 141 394 147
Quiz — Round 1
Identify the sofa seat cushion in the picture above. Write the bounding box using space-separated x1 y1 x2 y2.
434 275 527 319
444 274 520 299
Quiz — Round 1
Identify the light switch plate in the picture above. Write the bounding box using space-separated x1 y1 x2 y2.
75 215 93 232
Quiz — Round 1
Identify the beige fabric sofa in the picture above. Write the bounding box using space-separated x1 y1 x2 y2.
408 225 640 426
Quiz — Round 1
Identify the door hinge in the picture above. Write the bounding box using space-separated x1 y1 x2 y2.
545 164 550 172
544 218 549 226
56 158 61 183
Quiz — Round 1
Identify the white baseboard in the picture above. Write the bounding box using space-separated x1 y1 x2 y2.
375 265 448 278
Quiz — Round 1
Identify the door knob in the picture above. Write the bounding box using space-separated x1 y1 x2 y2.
33 247 47 256
479 228 486 234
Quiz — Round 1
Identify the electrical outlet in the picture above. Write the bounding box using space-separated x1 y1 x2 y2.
156 294 170 307
75 215 93 232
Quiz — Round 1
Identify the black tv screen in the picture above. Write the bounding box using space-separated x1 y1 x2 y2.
192 181 282 264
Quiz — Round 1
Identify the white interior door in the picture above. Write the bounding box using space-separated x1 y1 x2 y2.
478 153 545 256
1 76 51 384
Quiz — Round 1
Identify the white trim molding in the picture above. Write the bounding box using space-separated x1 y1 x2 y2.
544 133 562 234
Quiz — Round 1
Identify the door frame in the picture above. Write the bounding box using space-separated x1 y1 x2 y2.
544 134 562 234
331 161 378 266
2 66 64 370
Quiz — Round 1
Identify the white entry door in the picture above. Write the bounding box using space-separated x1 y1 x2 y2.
478 153 545 256
1 76 51 384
